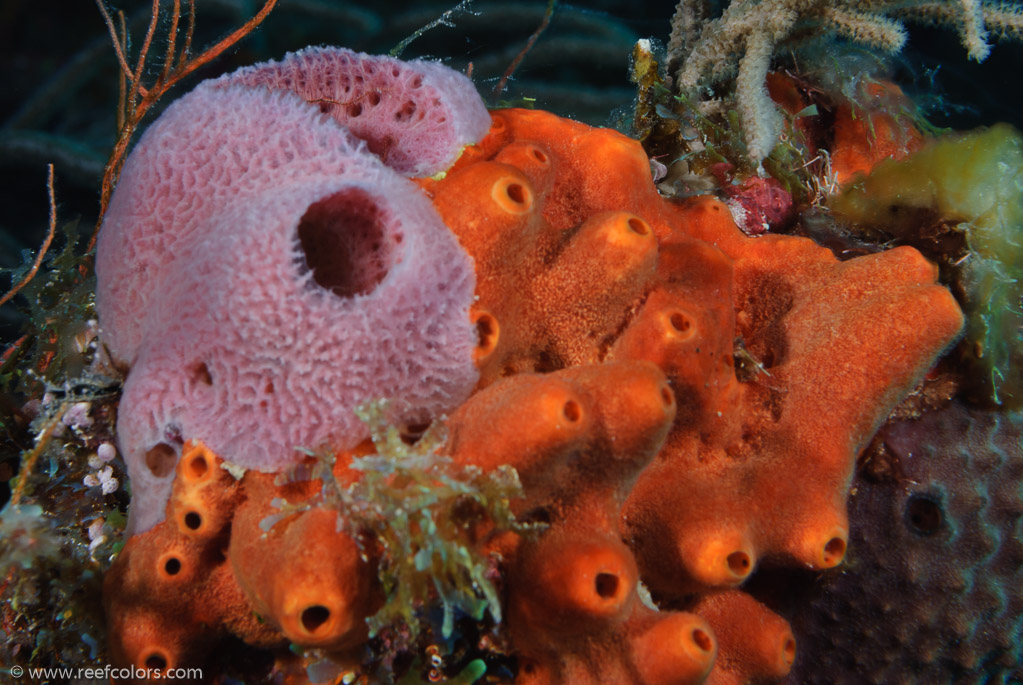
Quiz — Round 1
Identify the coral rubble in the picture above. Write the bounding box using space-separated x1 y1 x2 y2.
97 45 968 684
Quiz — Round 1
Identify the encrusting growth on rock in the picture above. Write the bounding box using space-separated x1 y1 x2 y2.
789 403 1023 683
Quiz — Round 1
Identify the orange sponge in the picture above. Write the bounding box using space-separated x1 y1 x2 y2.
425 109 963 598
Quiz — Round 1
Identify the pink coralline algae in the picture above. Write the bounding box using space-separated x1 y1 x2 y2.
709 164 794 235
95 48 491 534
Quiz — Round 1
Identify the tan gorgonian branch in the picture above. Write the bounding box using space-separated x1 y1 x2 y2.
822 7 908 51
666 0 711 79
668 0 1023 165
983 0 1023 38
901 1 1023 41
737 31 784 164
957 0 992 59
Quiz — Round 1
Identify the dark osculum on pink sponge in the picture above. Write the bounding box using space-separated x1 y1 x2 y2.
95 48 490 535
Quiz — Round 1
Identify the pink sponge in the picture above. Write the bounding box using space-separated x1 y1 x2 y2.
217 46 489 177
98 48 489 364
96 49 488 535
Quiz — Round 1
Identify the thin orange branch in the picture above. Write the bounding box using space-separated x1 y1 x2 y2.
494 0 558 98
116 10 128 131
180 0 197 67
126 0 162 112
166 0 279 87
94 0 136 85
0 165 57 310
161 0 182 85
9 409 65 507
89 0 280 252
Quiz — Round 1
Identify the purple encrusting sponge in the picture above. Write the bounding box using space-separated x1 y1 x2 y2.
95 48 491 535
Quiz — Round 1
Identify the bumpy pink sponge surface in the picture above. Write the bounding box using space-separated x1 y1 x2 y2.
216 46 490 177
95 48 490 535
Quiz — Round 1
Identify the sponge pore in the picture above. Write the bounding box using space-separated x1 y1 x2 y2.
216 46 491 177
297 187 396 297
96 50 484 535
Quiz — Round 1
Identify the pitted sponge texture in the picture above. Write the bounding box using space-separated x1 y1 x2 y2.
96 50 485 535
216 46 491 177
